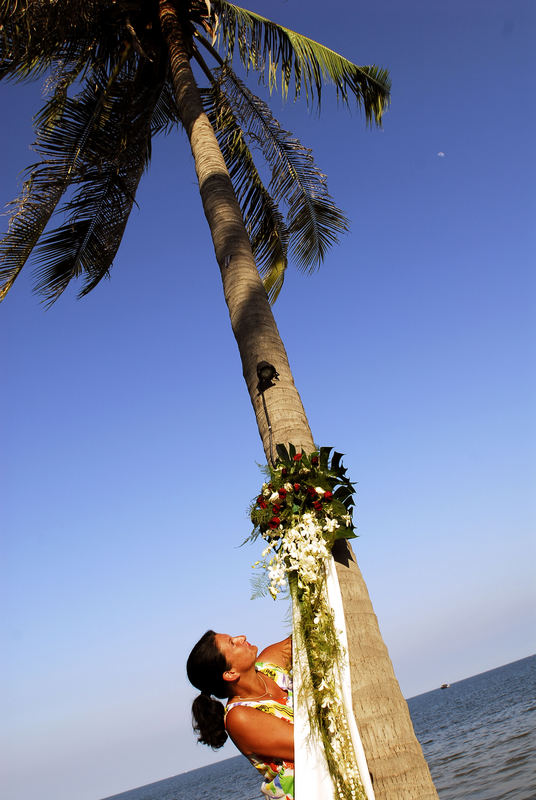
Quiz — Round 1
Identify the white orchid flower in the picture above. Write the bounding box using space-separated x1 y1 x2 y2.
323 517 340 533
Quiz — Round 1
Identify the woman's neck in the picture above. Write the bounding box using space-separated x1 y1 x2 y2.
230 668 270 701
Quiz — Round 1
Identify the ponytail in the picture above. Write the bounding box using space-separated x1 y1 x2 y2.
191 692 228 748
187 630 230 749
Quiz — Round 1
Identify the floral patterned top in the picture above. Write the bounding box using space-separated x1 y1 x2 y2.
225 661 294 799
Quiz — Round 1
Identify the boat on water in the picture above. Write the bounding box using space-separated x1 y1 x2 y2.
440 683 450 689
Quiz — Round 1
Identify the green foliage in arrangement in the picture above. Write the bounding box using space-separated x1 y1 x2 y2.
250 444 357 543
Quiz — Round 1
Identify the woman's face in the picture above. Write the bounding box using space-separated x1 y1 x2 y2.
214 633 258 674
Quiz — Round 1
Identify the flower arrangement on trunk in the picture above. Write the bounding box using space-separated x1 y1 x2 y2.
249 445 367 800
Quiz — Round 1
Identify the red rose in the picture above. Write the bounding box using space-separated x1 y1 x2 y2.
272 504 281 512
281 467 288 476
258 500 267 509
312 456 319 465
324 491 333 500
278 488 287 499
307 486 316 496
269 517 281 528
293 483 300 492
293 453 302 461
313 501 323 511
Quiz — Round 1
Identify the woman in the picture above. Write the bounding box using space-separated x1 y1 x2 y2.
187 630 294 799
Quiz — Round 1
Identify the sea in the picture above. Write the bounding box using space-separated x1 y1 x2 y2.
102 654 536 800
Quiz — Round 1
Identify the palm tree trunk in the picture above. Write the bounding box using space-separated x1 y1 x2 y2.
159 0 312 458
159 2 438 797
333 542 439 799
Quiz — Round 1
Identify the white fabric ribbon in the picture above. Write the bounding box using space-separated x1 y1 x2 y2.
292 556 375 800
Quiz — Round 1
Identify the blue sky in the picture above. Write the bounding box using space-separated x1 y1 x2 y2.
2 1 535 799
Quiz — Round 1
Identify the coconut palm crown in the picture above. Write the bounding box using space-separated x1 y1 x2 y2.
0 0 390 304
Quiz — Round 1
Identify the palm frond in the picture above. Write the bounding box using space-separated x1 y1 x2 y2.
261 255 287 304
30 65 162 304
213 1 390 123
200 79 289 284
0 171 64 301
0 0 104 82
0 48 132 300
0 0 165 85
150 75 181 135
0 84 108 299
31 162 144 303
1 54 163 303
215 65 348 273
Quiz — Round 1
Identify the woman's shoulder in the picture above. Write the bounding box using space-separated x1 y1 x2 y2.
257 636 292 670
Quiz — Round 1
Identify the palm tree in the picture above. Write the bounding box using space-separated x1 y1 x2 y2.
0 2 438 797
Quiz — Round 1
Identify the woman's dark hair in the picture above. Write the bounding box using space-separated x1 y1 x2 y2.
186 630 230 749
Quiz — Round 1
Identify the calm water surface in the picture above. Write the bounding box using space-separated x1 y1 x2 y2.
408 654 535 800
103 654 536 800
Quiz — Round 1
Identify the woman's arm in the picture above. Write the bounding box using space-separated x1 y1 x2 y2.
226 705 294 762
258 636 292 669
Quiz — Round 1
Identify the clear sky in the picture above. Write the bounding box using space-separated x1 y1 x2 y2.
2 2 535 800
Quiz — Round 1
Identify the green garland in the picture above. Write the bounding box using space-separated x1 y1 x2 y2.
249 445 367 800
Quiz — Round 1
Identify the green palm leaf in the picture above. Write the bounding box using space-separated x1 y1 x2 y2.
201 80 289 293
214 1 390 122
0 81 108 300
215 65 348 275
32 68 163 304
31 164 143 303
150 77 181 135
0 172 64 301
1 56 163 303
261 255 287 304
0 0 103 82
0 50 129 299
